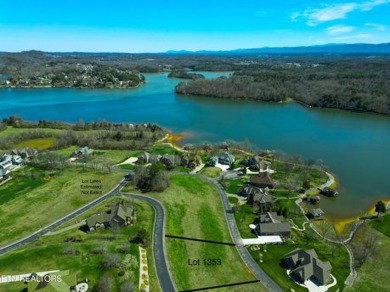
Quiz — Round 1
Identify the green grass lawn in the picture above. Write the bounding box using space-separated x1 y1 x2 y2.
199 166 221 178
369 214 390 237
233 204 257 238
0 198 160 292
221 177 247 194
345 227 390 292
0 166 124 246
93 149 142 165
55 146 79 157
126 175 266 291
0 126 65 138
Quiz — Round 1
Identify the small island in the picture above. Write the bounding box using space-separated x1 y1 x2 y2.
168 70 205 79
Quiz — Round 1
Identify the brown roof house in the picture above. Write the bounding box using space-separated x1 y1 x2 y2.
249 172 275 189
86 201 136 231
160 154 181 167
282 248 332 285
255 212 291 238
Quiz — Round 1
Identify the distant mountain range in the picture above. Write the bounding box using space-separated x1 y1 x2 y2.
164 43 390 55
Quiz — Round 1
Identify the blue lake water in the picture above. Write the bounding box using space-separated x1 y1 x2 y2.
1 72 390 218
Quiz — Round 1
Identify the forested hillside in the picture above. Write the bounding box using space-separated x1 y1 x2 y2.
175 58 390 115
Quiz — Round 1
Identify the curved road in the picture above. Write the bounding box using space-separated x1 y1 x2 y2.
173 172 283 292
0 178 176 292
121 192 176 292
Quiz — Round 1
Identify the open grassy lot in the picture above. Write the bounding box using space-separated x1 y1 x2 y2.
15 137 57 149
55 145 79 157
0 166 124 246
199 166 221 178
135 175 266 291
94 149 142 165
0 198 160 292
0 126 65 138
369 214 390 237
345 226 390 292
221 177 247 194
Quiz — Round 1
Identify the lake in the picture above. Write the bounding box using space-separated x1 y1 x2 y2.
1 72 389 218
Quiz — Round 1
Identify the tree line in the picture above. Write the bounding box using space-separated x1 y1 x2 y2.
175 58 390 115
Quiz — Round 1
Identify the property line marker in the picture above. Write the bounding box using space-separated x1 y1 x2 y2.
165 235 235 246
180 280 261 291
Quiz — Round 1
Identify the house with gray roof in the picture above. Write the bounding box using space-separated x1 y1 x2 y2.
86 201 136 231
255 212 291 238
137 151 161 164
160 154 181 167
306 208 325 220
72 146 94 158
282 248 332 285
218 152 235 165
241 186 276 210
0 168 11 181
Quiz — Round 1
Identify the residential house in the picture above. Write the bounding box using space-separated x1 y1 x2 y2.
137 152 161 164
11 147 38 159
218 152 235 165
255 212 291 238
0 160 13 171
72 146 94 157
0 168 11 181
241 186 276 210
160 154 181 167
282 248 332 285
86 201 136 231
249 172 275 189
306 208 325 220
242 155 261 169
208 156 219 166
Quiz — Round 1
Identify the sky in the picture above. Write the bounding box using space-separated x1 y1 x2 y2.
0 0 389 52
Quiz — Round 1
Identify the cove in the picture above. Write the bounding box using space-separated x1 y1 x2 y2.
1 72 389 218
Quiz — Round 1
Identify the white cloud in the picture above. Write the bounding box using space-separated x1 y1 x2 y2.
327 25 355 34
365 23 387 31
292 0 390 26
332 33 373 40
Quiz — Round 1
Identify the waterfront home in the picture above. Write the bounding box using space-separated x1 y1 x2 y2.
306 208 325 220
255 212 291 238
249 172 275 189
282 248 332 285
306 195 320 204
218 152 235 165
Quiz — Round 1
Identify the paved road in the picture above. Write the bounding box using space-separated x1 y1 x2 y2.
121 192 176 292
0 179 127 255
0 178 176 292
173 172 283 292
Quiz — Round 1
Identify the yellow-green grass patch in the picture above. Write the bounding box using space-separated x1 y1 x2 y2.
15 137 57 149
199 166 222 178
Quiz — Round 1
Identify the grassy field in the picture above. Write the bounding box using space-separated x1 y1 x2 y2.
0 126 65 138
221 177 247 194
0 166 124 246
345 223 390 292
15 137 57 149
0 198 160 292
369 214 390 237
128 175 266 291
199 166 221 178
